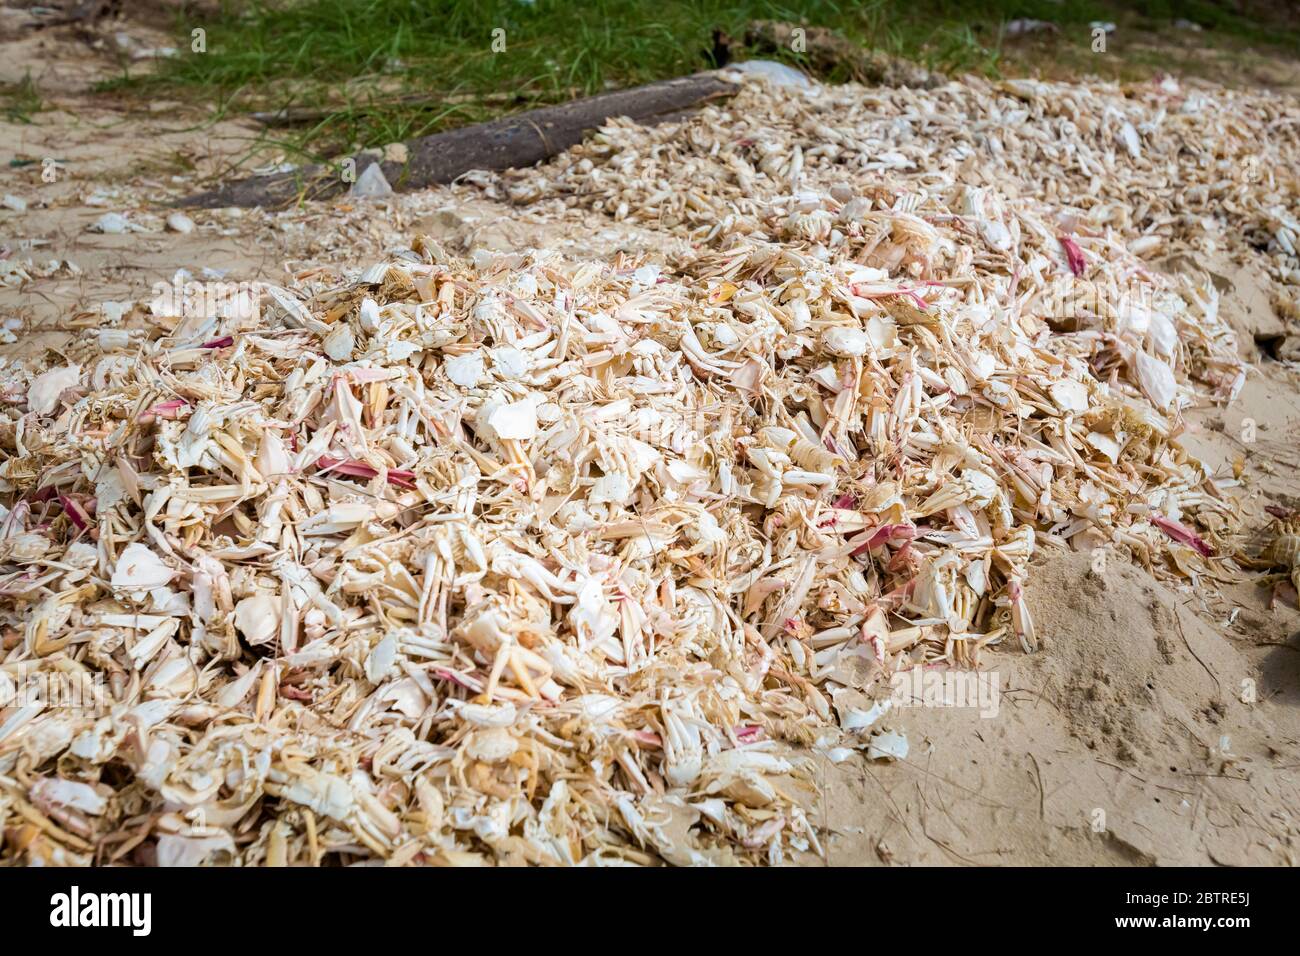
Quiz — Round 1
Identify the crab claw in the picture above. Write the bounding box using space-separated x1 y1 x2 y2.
1008 575 1037 653
915 469 1000 517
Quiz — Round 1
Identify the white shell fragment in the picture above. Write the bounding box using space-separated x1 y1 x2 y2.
233 593 281 646
486 398 537 439
165 212 196 234
866 729 910 761
1136 350 1178 410
322 322 356 360
27 364 80 415
30 777 107 816
822 326 869 357
1049 379 1089 413
89 212 136 234
110 543 175 595
444 351 485 387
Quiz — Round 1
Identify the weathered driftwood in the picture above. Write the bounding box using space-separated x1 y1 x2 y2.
179 73 737 209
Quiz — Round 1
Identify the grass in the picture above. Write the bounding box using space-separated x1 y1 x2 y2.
1 73 43 124
106 0 1300 160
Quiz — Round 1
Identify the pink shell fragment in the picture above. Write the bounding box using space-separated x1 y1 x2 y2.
849 523 918 556
316 456 416 489
58 494 95 532
1152 513 1215 557
1058 234 1087 276
138 399 188 423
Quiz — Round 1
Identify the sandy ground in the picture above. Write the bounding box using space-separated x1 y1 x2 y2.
800 249 1300 865
803 268 1300 865
4 10 1300 866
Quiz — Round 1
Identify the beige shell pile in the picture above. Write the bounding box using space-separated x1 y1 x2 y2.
1 68 1296 866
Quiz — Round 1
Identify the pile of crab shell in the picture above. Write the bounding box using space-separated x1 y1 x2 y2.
4 65 1298 866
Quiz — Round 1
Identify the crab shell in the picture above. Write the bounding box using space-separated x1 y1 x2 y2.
1262 520 1300 569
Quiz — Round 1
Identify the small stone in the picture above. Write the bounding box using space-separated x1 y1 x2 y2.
350 162 393 199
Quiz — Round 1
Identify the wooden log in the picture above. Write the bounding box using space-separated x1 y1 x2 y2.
179 73 737 209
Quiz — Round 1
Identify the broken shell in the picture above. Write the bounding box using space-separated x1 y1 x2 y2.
866 729 909 761
445 352 485 387
165 212 196 234
822 326 869 357
464 727 519 763
322 322 356 361
110 543 175 595
27 364 80 415
486 398 537 440
233 593 281 646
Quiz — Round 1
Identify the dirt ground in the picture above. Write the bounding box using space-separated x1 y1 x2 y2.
4 8 1300 866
